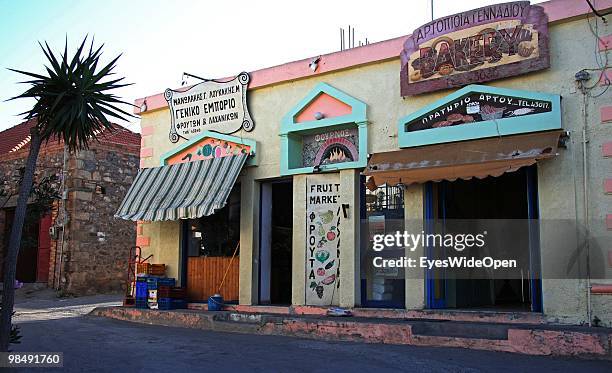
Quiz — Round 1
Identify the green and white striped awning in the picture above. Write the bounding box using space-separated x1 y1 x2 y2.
115 154 247 221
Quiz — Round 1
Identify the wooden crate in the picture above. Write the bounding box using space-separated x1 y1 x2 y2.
136 263 150 275
149 264 166 276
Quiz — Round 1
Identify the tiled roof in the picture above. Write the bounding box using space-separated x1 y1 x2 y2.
0 119 36 155
0 119 141 157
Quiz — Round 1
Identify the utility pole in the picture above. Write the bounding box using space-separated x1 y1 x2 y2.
431 0 434 21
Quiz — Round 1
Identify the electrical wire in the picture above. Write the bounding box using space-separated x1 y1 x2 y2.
585 0 612 21
579 11 611 96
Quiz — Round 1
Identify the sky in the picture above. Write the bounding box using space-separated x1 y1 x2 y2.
0 0 546 133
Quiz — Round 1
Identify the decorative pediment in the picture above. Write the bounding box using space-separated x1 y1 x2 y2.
398 84 561 148
160 131 257 166
281 83 366 134
280 83 368 175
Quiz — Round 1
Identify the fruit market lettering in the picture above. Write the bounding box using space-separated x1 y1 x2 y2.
308 183 340 205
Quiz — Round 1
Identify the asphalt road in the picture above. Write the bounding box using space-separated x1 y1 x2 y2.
8 290 612 372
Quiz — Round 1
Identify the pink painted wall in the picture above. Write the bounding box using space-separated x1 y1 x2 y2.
295 93 352 123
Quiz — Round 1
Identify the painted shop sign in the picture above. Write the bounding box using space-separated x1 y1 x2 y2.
165 72 254 143
400 1 549 96
302 128 359 167
306 175 341 306
397 84 562 148
165 137 251 165
404 90 551 132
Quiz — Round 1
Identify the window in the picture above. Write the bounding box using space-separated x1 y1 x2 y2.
185 184 241 257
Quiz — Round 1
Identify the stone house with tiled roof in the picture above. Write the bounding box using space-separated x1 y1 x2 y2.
0 119 141 295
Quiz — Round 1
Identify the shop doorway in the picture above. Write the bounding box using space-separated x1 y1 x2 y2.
259 180 293 305
2 208 51 283
425 166 542 312
181 184 241 303
360 179 406 308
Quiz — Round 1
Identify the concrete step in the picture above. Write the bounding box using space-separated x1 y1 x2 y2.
409 320 509 340
188 303 546 325
90 306 612 360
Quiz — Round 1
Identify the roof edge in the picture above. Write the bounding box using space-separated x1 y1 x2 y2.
135 0 612 114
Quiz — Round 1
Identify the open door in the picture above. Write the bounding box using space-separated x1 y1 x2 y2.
259 180 293 305
425 166 542 311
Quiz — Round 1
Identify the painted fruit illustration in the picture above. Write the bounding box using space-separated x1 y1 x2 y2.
316 285 324 299
322 274 336 285
320 210 334 224
202 144 212 157
410 70 422 81
326 231 336 241
315 250 330 263
317 268 325 276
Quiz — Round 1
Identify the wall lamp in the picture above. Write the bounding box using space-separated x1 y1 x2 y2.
140 98 148 113
309 56 321 72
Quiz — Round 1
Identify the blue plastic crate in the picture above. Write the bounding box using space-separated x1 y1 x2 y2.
158 278 176 287
135 282 148 299
146 277 159 289
172 299 187 309
157 298 172 310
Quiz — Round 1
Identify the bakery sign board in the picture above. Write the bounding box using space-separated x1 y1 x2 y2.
400 1 549 96
164 72 254 143
404 89 552 132
397 84 561 148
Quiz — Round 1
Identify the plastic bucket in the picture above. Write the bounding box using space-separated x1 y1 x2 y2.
208 294 224 311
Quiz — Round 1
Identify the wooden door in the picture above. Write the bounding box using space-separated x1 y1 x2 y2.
187 257 239 302
37 215 52 282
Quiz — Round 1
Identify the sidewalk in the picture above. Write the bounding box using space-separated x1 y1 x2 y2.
9 284 122 322
90 305 612 360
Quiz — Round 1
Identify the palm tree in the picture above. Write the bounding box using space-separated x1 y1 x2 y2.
0 37 134 351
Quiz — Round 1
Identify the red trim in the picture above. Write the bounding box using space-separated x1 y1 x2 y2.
135 0 612 114
591 284 612 294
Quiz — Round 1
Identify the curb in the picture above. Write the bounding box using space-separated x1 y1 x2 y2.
90 307 612 359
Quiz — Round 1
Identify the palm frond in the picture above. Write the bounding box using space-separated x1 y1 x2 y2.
9 36 136 152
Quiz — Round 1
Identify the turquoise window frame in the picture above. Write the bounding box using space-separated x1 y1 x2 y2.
159 130 258 166
398 84 562 148
280 82 368 175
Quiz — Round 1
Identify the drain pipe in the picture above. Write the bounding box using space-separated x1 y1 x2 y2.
55 145 68 291
581 93 592 327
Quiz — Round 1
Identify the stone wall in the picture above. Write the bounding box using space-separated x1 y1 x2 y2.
60 142 139 295
0 139 140 295
0 144 64 282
